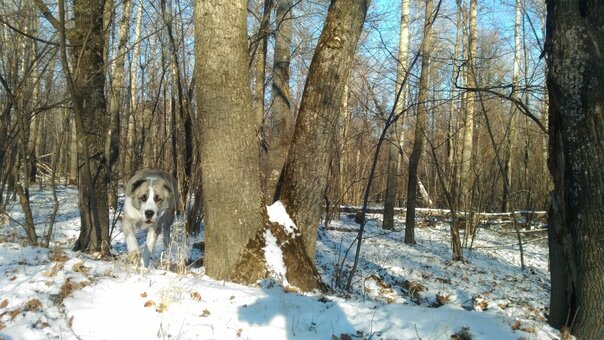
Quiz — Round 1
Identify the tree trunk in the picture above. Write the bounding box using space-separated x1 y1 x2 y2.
502 0 521 212
278 0 370 262
124 0 144 181
37 0 112 252
545 0 604 337
106 0 133 209
195 0 266 283
252 0 272 128
405 0 435 245
266 0 293 202
459 0 477 212
383 0 410 230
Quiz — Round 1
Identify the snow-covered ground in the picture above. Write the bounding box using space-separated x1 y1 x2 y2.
0 186 560 339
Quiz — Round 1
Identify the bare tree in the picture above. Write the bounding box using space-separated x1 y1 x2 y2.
383 0 410 231
404 0 437 245
278 0 370 262
36 0 111 252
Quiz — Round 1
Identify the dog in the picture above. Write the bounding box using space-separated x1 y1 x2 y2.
122 169 178 267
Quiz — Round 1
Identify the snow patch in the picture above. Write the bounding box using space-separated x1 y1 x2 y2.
266 201 297 236
263 229 288 285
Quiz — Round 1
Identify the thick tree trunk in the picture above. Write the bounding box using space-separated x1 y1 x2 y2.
266 0 293 202
405 0 435 245
546 0 604 337
278 0 370 262
195 0 266 283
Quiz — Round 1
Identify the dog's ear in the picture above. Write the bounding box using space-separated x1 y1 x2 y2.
130 179 147 194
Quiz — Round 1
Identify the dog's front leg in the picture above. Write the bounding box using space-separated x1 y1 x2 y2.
143 227 159 267
123 219 140 255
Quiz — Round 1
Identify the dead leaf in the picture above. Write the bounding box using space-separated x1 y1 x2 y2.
0 299 8 309
511 320 521 330
200 309 210 317
521 326 536 334
284 286 301 294
156 302 168 313
140 292 148 298
23 299 42 311
144 300 155 307
72 262 89 275
236 328 243 337
190 291 202 301
48 249 68 262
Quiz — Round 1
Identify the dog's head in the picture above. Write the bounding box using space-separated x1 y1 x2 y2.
129 178 174 224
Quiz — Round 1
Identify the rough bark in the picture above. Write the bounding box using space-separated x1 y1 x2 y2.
36 0 111 252
195 0 266 282
405 0 435 245
278 0 370 262
545 0 604 337
266 0 293 202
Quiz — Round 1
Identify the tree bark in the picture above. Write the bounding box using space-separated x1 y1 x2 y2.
41 0 111 253
266 0 293 202
546 0 604 337
405 0 436 245
195 0 266 282
278 0 370 262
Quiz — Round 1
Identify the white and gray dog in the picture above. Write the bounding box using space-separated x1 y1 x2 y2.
122 169 178 267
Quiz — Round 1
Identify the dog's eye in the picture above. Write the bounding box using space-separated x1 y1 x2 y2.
139 195 147 202
154 195 163 202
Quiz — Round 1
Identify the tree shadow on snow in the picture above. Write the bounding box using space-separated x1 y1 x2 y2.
238 284 356 339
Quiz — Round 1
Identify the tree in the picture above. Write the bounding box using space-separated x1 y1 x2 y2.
404 0 437 244
36 0 111 252
383 0 410 231
278 0 370 262
107 0 134 209
266 0 294 202
459 0 477 212
545 0 604 337
195 0 266 283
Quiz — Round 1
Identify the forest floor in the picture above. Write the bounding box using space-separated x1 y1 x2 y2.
0 185 561 339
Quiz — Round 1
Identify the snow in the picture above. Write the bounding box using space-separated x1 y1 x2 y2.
267 201 298 236
263 230 288 285
0 186 561 339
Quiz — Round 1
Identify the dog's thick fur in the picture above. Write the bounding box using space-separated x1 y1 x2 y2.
122 169 178 267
